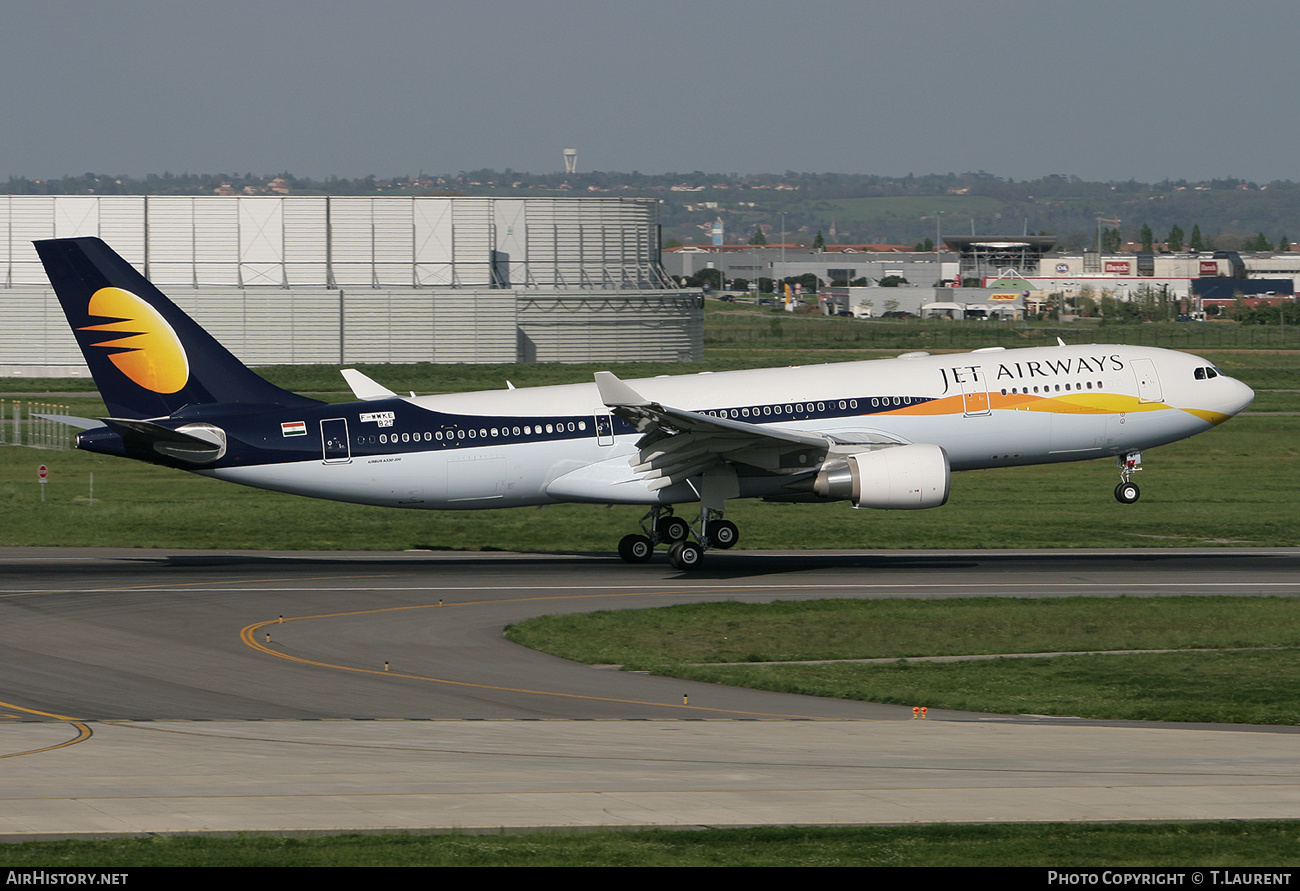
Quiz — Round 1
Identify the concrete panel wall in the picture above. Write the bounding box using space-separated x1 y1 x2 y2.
517 292 703 363
0 286 702 372
341 289 516 364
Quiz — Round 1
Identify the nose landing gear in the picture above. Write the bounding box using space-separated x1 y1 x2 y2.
1114 452 1142 504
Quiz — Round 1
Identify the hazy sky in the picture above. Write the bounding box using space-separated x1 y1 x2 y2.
3 0 1296 183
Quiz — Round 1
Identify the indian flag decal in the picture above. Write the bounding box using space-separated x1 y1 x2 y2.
282 421 307 437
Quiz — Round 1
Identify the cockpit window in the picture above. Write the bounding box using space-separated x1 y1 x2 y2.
1194 366 1220 381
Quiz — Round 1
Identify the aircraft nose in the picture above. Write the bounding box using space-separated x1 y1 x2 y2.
1227 377 1255 415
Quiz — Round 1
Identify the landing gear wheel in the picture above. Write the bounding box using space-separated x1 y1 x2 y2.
1115 482 1140 504
657 516 690 543
618 534 654 563
707 519 739 550
667 540 703 571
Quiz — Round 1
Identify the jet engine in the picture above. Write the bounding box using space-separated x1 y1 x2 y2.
811 443 950 510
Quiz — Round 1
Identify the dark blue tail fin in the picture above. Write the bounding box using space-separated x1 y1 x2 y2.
36 237 320 419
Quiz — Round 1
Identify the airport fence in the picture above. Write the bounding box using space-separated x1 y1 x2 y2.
0 401 75 450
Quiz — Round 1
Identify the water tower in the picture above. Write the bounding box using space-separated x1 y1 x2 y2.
563 148 577 174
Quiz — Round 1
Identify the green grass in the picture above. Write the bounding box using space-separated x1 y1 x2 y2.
671 651 1300 724
1248 390 1300 413
505 597 1300 666
705 302 1300 352
4 822 1300 866
504 596 1300 724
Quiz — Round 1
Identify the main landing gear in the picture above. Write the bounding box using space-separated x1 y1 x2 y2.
1114 451 1142 504
617 506 739 570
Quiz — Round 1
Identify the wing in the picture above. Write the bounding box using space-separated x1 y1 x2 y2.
594 371 894 492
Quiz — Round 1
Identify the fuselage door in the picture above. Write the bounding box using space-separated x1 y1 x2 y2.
1131 358 1163 404
595 413 614 446
321 418 351 464
960 370 991 417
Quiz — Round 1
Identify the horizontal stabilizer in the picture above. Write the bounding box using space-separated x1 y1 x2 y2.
33 413 104 431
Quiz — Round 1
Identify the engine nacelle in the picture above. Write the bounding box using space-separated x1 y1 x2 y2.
812 444 950 510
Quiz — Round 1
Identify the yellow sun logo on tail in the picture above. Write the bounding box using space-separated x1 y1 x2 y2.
78 287 190 394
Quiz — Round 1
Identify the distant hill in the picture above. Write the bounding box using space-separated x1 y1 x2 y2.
9 170 1295 251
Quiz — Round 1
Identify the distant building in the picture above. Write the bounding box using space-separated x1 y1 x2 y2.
941 236 1058 282
662 244 951 289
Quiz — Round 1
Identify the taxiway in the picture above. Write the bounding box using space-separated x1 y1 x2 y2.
2 547 1298 837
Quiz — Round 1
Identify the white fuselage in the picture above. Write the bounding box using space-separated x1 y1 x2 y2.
204 344 1254 510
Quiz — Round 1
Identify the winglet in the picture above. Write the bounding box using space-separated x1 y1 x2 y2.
340 368 398 401
594 371 651 407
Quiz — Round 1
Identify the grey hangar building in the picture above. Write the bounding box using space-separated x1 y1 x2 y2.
0 194 701 377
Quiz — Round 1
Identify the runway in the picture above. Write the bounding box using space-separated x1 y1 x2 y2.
2 546 1299 837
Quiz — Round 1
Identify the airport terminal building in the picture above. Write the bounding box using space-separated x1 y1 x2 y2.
0 195 701 375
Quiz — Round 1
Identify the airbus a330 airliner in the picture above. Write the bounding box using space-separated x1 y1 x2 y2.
37 237 1254 569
